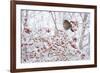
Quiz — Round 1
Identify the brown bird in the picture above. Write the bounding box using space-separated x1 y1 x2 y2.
63 20 72 30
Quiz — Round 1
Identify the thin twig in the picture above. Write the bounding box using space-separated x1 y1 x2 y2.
49 11 58 31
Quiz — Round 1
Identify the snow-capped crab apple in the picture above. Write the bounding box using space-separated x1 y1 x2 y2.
23 26 32 35
70 21 78 32
69 37 78 49
81 53 86 59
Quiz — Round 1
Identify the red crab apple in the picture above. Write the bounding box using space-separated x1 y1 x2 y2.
81 54 86 59
24 27 32 34
69 40 77 49
70 21 78 32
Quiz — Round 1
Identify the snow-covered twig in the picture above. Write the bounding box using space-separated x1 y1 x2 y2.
49 11 58 31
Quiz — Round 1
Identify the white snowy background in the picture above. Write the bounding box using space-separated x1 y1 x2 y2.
21 9 90 63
